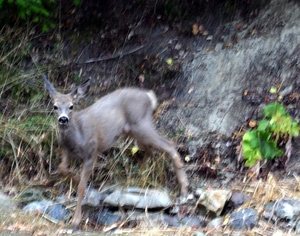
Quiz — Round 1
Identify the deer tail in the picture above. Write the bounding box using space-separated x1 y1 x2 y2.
146 90 157 110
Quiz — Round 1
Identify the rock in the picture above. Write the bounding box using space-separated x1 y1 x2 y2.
163 215 205 228
0 193 17 212
230 192 250 208
23 200 54 213
104 187 172 209
206 217 223 229
23 200 70 222
17 188 44 204
94 208 122 226
263 198 300 221
45 203 71 222
196 189 232 215
82 188 107 207
56 195 70 204
229 208 259 230
295 221 300 234
193 231 206 236
195 188 205 197
180 216 205 228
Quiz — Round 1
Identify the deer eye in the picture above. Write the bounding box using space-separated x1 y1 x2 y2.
53 105 58 110
69 105 73 110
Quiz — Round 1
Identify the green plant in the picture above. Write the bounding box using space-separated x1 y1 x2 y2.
0 0 81 32
242 102 300 167
0 0 55 32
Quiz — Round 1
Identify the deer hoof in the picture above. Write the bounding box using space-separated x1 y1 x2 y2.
178 193 194 204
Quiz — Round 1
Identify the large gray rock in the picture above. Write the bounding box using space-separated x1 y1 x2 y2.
166 0 300 152
82 188 107 207
104 187 172 209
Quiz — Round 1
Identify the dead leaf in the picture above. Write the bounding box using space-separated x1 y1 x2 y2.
249 120 257 128
192 23 199 35
138 74 145 83
202 30 209 36
236 23 243 30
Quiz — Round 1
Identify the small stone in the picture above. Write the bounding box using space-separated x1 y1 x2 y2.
207 217 223 229
263 198 300 221
230 192 250 208
206 35 213 41
193 231 206 236
82 188 106 207
23 200 54 214
295 221 300 234
229 208 258 230
17 188 44 204
96 209 122 226
45 203 70 221
196 189 232 216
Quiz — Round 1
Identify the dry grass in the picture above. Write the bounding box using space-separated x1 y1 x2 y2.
1 173 300 235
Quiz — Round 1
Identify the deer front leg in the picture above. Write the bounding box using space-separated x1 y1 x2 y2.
58 150 79 184
71 158 94 228
58 150 70 175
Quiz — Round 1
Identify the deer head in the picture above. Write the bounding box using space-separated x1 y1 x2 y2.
43 74 90 126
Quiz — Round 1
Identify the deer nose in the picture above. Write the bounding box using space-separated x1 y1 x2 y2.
59 116 69 124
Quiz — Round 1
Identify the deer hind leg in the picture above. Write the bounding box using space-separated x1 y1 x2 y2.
71 158 94 228
129 123 189 196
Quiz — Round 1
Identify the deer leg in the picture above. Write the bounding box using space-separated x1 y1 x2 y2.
58 150 79 184
71 158 94 228
129 123 189 196
58 150 70 175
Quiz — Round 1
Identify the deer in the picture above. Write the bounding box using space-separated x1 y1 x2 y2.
43 74 189 228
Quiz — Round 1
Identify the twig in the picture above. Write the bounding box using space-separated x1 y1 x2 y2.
285 135 292 166
80 44 145 64
7 132 22 182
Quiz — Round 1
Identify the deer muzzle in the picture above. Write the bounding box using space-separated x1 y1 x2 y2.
58 116 69 124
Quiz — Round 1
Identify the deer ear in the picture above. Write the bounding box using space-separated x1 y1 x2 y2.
70 78 91 102
43 74 58 99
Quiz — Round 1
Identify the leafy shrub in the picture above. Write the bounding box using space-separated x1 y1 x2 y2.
242 102 300 167
0 0 81 32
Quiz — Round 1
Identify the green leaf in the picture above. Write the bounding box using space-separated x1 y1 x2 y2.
42 24 49 32
257 119 269 131
131 146 139 155
244 150 261 167
291 121 300 137
242 130 262 167
264 102 287 118
242 129 284 166
270 86 277 94
33 16 39 23
258 131 283 159
73 0 81 6
166 58 173 66
242 102 300 167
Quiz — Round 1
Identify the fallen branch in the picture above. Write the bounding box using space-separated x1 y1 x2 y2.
79 44 145 64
